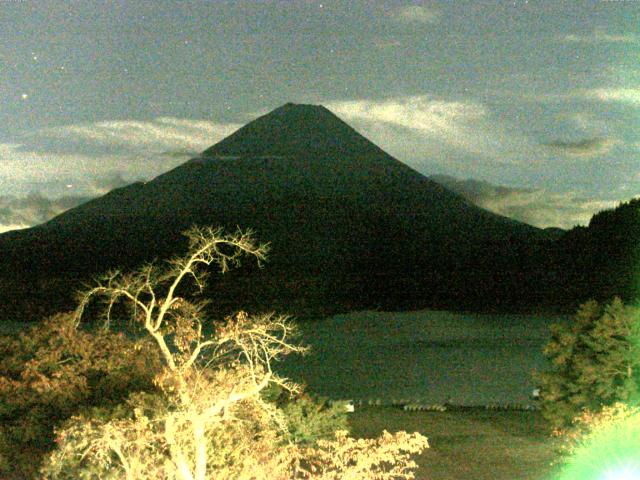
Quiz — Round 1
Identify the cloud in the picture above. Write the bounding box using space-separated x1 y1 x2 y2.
431 174 620 230
0 193 92 233
542 137 618 158
91 172 134 194
0 141 177 199
0 116 242 231
393 5 440 24
562 30 637 44
30 117 241 156
327 96 484 148
0 166 170 233
0 117 240 198
0 224 29 234
555 111 605 131
326 95 537 164
0 172 139 233
583 88 640 105
512 87 640 107
329 96 485 131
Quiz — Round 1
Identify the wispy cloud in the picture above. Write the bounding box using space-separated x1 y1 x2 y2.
0 142 180 199
562 30 637 44
329 96 484 133
392 5 440 24
326 95 537 164
506 86 640 107
31 117 241 156
542 137 618 158
91 172 134 194
583 88 640 105
0 116 240 231
556 111 606 132
431 175 620 230
0 193 91 233
0 170 141 233
1 117 240 196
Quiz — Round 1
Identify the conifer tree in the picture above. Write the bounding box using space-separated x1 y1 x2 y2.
536 298 640 430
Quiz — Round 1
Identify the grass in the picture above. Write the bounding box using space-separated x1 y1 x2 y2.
348 406 563 480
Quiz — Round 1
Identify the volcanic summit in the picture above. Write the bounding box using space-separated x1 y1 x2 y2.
0 103 551 319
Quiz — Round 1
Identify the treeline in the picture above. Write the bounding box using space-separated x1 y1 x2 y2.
549 197 640 308
1 199 639 322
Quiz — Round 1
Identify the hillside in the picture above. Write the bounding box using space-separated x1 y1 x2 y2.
0 103 553 321
550 198 640 305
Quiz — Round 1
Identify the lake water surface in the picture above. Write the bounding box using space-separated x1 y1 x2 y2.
276 310 568 406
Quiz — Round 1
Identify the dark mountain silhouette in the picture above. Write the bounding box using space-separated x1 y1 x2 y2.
0 103 554 321
549 198 640 305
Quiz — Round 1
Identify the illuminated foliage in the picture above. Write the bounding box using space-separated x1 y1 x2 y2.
536 298 640 430
0 313 160 479
300 430 428 480
40 226 428 479
278 394 350 445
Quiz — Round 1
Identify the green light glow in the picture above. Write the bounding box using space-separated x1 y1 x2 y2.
602 465 640 480
556 394 640 480
553 301 640 480
553 410 640 480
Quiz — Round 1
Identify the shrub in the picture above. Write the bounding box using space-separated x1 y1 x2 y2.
0 313 160 479
300 430 428 479
535 298 640 430
279 394 350 445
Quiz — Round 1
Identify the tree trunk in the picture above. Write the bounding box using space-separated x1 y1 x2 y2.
193 420 207 480
166 415 195 480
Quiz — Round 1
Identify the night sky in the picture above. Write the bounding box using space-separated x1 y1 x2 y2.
1 0 638 231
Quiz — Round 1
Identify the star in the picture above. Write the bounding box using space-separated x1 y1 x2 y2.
21 93 29 100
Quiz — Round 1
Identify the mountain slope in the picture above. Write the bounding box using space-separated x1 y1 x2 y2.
549 198 640 305
0 103 551 320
